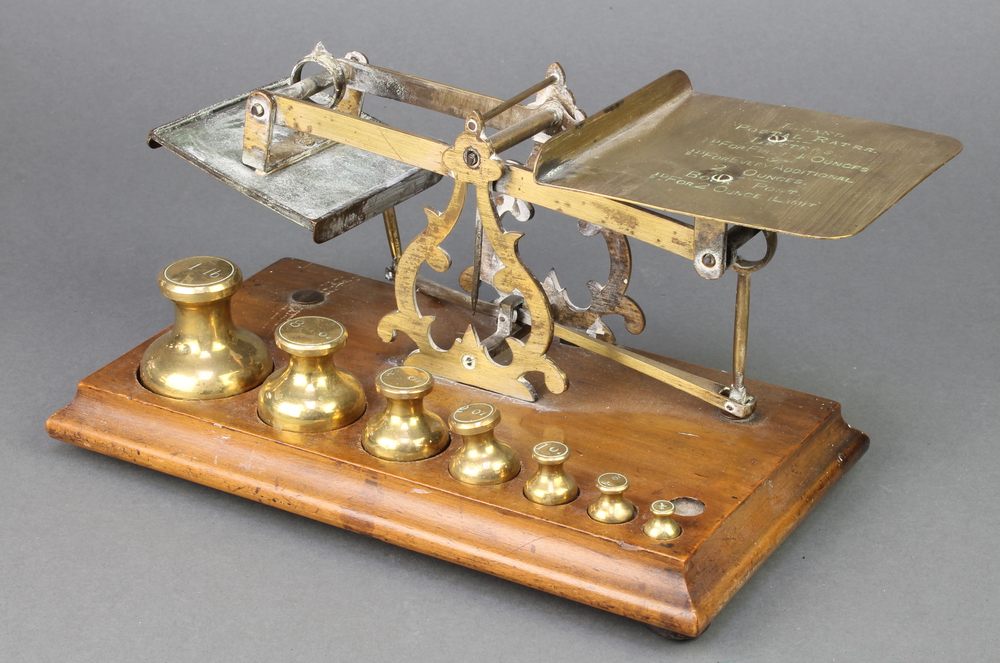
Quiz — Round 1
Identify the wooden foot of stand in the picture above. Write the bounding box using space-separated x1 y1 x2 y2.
46 258 867 638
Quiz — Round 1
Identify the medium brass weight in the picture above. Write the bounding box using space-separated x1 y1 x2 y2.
448 403 520 485
523 441 579 505
363 366 449 461
257 316 366 432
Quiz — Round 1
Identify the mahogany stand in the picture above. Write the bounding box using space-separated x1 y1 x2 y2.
46 258 867 638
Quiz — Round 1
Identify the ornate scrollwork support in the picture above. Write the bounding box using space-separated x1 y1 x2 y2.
543 221 645 344
377 113 567 401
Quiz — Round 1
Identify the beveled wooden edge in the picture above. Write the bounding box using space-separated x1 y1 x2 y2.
44 257 870 637
46 384 697 633
47 378 867 637
684 413 869 630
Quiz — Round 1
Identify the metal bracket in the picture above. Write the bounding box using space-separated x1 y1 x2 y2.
242 44 358 175
481 295 526 359
693 217 727 279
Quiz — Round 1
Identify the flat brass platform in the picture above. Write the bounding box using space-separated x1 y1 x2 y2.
535 71 962 239
46 258 868 637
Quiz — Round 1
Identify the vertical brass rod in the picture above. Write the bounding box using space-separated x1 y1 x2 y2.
382 207 402 279
481 75 557 122
732 271 751 399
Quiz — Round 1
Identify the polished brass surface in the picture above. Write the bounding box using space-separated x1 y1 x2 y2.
448 403 520 485
343 58 551 130
535 70 963 239
643 500 682 541
363 367 449 461
523 441 578 506
488 107 561 154
727 231 776 408
257 317 365 432
587 473 636 524
139 256 271 400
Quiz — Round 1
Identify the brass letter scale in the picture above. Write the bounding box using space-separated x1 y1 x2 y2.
47 43 960 638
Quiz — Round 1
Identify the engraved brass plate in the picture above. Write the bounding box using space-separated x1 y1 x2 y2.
534 71 962 239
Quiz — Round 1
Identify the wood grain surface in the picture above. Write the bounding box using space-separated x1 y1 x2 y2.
46 258 868 637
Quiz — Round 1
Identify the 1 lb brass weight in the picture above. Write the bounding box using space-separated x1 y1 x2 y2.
257 316 365 432
140 256 271 400
363 367 449 461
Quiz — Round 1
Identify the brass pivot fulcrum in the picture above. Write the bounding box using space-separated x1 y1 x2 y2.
523 441 579 506
643 500 682 541
140 256 271 400
363 366 449 461
587 473 636 524
257 316 366 432
448 403 520 485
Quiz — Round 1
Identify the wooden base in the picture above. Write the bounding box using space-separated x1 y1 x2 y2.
46 258 867 638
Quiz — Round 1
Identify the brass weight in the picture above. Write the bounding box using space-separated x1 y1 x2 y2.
448 403 520 485
257 316 365 432
643 500 682 541
363 366 449 461
523 441 578 505
139 256 271 400
587 473 636 524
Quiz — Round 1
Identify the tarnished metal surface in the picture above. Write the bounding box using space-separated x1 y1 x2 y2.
149 82 441 243
341 60 545 131
542 221 646 344
534 71 962 239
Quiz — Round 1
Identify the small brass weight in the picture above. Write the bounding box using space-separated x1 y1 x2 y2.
257 316 365 432
140 256 271 400
363 366 449 461
643 500 682 541
523 441 578 505
587 473 636 524
448 403 520 485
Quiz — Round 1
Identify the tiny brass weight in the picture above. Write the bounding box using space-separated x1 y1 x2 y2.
140 256 271 400
257 316 365 432
643 500 682 541
523 441 578 505
448 403 520 485
363 366 449 461
587 473 636 524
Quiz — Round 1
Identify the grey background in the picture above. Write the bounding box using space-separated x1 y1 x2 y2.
2 1 996 661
